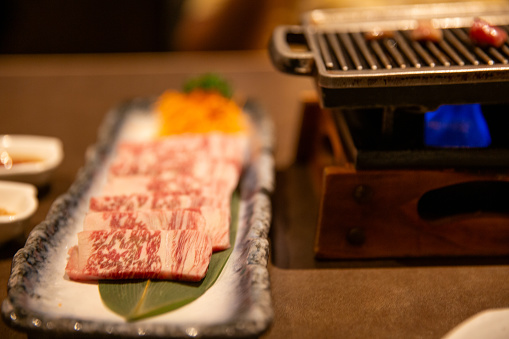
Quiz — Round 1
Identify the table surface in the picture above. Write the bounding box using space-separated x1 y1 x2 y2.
1 50 508 339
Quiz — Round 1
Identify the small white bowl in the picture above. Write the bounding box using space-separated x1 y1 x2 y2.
0 181 38 245
0 135 63 186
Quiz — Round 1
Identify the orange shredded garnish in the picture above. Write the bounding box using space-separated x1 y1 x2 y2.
156 90 248 135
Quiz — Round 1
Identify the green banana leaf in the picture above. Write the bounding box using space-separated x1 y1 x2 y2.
98 191 239 321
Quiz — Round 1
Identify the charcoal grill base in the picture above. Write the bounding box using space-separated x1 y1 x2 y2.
297 98 509 259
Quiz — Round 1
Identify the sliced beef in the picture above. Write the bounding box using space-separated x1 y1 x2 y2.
83 209 205 231
89 194 231 251
66 229 212 282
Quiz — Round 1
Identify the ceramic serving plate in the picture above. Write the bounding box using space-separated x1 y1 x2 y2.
0 134 63 186
1 98 274 338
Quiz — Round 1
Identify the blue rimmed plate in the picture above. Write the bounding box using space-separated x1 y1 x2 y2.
2 98 274 338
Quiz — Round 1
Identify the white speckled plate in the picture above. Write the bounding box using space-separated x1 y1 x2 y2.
1 98 274 338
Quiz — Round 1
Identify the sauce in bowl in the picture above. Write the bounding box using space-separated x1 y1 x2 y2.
0 207 15 216
1 151 44 170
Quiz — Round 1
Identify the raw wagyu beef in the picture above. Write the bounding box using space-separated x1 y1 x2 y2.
89 194 231 251
83 209 205 232
89 192 229 211
101 174 236 198
110 156 240 179
65 229 212 281
67 130 247 282
109 133 248 176
108 160 239 200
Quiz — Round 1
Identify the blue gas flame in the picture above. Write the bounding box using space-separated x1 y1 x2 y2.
424 104 491 148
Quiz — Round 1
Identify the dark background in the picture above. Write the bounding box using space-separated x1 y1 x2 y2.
0 0 295 54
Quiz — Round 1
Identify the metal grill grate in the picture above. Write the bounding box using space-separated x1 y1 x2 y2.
269 3 509 107
315 27 509 72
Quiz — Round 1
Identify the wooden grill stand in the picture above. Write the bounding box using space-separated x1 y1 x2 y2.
297 97 509 259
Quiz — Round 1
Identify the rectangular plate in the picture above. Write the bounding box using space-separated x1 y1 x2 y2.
1 98 274 338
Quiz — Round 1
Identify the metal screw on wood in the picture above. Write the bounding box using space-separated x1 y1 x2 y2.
353 184 372 203
346 227 366 246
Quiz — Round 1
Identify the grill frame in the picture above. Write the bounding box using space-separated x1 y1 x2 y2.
307 27 509 87
269 1 509 108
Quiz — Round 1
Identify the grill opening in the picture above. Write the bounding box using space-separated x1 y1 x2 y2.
333 104 509 169
417 181 509 220
339 104 509 151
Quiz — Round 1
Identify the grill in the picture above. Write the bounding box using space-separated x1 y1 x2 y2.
270 1 509 109
269 1 509 259
315 27 509 72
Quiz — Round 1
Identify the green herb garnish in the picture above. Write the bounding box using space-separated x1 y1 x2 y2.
183 73 233 98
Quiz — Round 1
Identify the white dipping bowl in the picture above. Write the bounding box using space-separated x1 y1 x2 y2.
0 181 38 245
0 135 63 186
